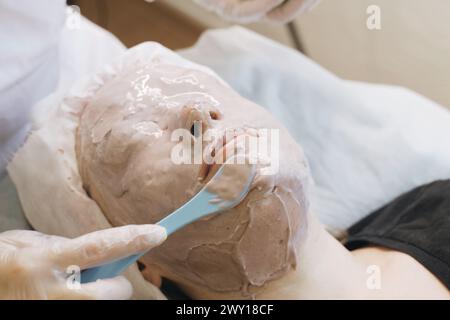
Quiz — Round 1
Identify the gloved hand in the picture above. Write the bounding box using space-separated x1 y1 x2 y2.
0 225 166 300
193 0 320 23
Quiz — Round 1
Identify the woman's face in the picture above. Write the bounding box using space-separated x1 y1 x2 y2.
76 61 311 298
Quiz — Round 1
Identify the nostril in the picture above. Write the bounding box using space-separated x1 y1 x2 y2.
137 261 146 271
209 111 220 120
190 120 207 137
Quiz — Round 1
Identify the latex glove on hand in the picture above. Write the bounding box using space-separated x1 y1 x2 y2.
194 0 320 23
0 225 166 300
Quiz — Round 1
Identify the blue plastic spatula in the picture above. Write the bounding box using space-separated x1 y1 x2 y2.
80 160 256 283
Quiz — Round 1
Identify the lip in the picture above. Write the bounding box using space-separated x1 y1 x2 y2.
198 131 252 184
197 136 225 183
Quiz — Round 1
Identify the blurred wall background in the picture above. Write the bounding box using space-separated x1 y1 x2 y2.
73 0 450 109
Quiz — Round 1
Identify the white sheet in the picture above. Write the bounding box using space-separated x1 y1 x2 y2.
180 26 450 232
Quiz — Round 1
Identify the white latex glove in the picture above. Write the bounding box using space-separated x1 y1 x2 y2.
0 225 166 300
194 0 319 23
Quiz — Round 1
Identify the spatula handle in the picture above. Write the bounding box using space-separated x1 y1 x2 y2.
80 219 171 284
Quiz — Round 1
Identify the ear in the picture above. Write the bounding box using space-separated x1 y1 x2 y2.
138 260 163 288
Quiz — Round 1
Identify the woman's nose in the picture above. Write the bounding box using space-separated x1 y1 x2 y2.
183 104 222 134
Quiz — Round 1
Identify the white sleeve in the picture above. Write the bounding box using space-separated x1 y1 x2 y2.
0 0 66 172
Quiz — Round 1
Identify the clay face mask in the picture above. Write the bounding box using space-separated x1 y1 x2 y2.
207 160 253 203
76 60 311 298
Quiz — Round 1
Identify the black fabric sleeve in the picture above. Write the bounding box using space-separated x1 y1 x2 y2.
345 180 450 289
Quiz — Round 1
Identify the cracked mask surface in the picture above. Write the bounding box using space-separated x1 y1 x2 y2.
76 61 311 297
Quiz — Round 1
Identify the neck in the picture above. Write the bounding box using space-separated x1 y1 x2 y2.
258 214 369 299
174 212 449 299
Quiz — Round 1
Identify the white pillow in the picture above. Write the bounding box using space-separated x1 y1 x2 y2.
180 26 450 232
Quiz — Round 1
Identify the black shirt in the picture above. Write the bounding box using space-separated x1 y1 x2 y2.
345 180 450 289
